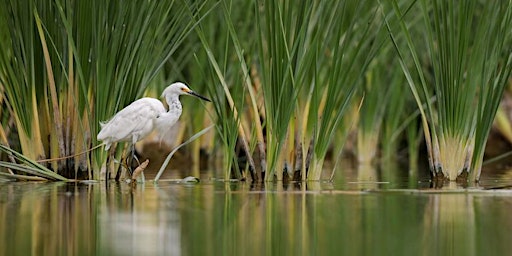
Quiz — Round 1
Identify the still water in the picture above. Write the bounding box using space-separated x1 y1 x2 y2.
1 177 512 256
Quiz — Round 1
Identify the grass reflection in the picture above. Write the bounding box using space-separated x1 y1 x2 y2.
1 182 512 255
0 182 98 256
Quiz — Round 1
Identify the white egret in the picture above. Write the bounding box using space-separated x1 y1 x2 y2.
97 82 210 174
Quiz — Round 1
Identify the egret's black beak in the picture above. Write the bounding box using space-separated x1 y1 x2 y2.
188 90 211 102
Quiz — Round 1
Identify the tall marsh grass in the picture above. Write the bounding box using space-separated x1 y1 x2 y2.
387 0 512 180
1 0 511 183
0 0 204 179
196 0 384 181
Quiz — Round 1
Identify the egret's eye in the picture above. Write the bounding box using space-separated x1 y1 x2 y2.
181 87 187 92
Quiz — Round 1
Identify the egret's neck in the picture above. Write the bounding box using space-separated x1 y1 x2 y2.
166 95 182 113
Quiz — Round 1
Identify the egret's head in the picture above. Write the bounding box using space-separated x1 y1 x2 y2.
161 82 211 103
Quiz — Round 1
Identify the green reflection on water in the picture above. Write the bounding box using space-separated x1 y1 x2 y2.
0 181 511 255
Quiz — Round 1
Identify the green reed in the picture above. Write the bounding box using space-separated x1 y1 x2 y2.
298 1 382 181
387 0 512 180
191 0 253 180
0 0 203 179
357 49 404 165
3 0 511 183
193 0 382 181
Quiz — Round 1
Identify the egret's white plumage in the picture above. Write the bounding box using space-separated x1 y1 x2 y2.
97 82 210 153
97 97 165 150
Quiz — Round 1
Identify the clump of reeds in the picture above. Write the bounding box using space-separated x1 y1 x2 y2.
194 0 385 181
0 0 206 179
386 0 512 181
2 0 511 184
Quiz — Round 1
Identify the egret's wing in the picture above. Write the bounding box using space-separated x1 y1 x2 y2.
97 98 165 142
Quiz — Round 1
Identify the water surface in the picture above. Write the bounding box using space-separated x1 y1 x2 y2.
1 176 512 255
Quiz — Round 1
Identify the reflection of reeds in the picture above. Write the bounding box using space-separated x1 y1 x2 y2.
0 183 98 255
422 193 476 255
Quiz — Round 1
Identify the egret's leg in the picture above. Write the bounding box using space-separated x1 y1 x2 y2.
125 143 133 176
132 148 141 167
132 144 141 166
126 143 141 176
128 137 141 175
